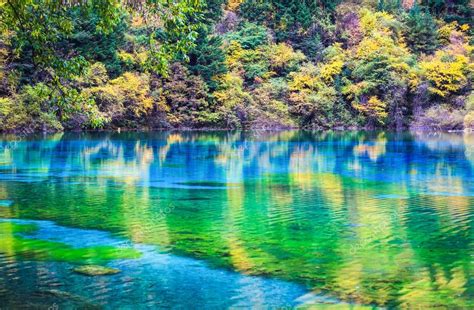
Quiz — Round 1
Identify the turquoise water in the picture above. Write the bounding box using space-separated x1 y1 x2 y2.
0 131 473 308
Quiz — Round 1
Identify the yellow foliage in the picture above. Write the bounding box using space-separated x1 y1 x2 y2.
355 32 409 63
0 47 7 81
213 72 250 110
460 24 470 32
288 63 322 92
115 73 153 116
224 41 245 71
407 70 421 90
438 22 458 45
359 9 397 36
288 44 346 115
353 96 388 123
438 21 471 47
343 81 370 100
0 97 13 116
420 51 469 97
90 72 154 117
226 0 244 11
118 50 148 68
289 45 345 93
267 43 306 71
319 44 345 83
320 59 344 83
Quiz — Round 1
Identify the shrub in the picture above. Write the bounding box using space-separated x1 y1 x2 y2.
249 80 295 129
420 51 470 98
213 72 253 128
75 62 109 87
88 72 153 127
266 43 306 75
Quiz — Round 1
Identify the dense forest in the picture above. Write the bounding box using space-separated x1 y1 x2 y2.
0 0 473 132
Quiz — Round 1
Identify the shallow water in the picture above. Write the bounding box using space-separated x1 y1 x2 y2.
0 131 473 308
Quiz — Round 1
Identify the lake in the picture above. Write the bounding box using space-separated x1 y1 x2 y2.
0 131 473 308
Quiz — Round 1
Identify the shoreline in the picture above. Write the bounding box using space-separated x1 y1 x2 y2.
0 126 470 135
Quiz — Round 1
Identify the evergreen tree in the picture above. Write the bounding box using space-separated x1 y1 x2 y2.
187 27 227 91
420 0 473 26
403 9 439 55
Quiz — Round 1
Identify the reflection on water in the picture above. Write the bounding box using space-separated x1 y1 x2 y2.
0 131 473 308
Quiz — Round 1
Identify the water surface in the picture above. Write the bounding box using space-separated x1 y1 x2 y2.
0 131 473 308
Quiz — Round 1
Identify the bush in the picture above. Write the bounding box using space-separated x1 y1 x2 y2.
213 72 253 128
249 80 295 129
267 43 306 75
420 51 470 98
88 72 153 128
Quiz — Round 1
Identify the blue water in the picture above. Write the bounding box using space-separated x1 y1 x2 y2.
0 218 342 309
0 131 473 308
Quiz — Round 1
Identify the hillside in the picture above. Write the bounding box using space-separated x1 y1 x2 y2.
0 0 473 132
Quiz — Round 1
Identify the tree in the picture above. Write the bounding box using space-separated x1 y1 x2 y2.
402 9 439 55
419 0 473 26
157 63 214 127
343 9 415 127
87 71 154 128
213 71 253 128
186 26 227 91
0 0 203 130
0 0 203 79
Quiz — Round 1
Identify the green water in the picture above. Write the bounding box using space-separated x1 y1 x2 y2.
0 131 473 308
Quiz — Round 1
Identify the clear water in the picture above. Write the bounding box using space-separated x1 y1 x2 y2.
0 131 473 308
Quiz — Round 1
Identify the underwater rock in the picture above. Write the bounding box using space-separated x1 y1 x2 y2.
0 200 14 207
35 289 101 308
73 265 120 276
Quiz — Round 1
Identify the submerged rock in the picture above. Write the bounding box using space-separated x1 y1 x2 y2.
0 200 14 207
35 289 101 308
73 265 120 276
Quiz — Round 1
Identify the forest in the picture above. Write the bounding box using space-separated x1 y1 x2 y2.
0 0 472 132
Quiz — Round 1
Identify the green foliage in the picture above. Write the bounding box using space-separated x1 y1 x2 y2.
203 0 227 23
69 8 128 77
239 0 338 57
342 9 416 127
186 27 227 91
0 0 473 132
288 59 349 128
157 63 216 127
249 79 295 128
88 72 153 128
419 0 473 26
225 22 269 49
402 9 439 55
213 72 253 128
